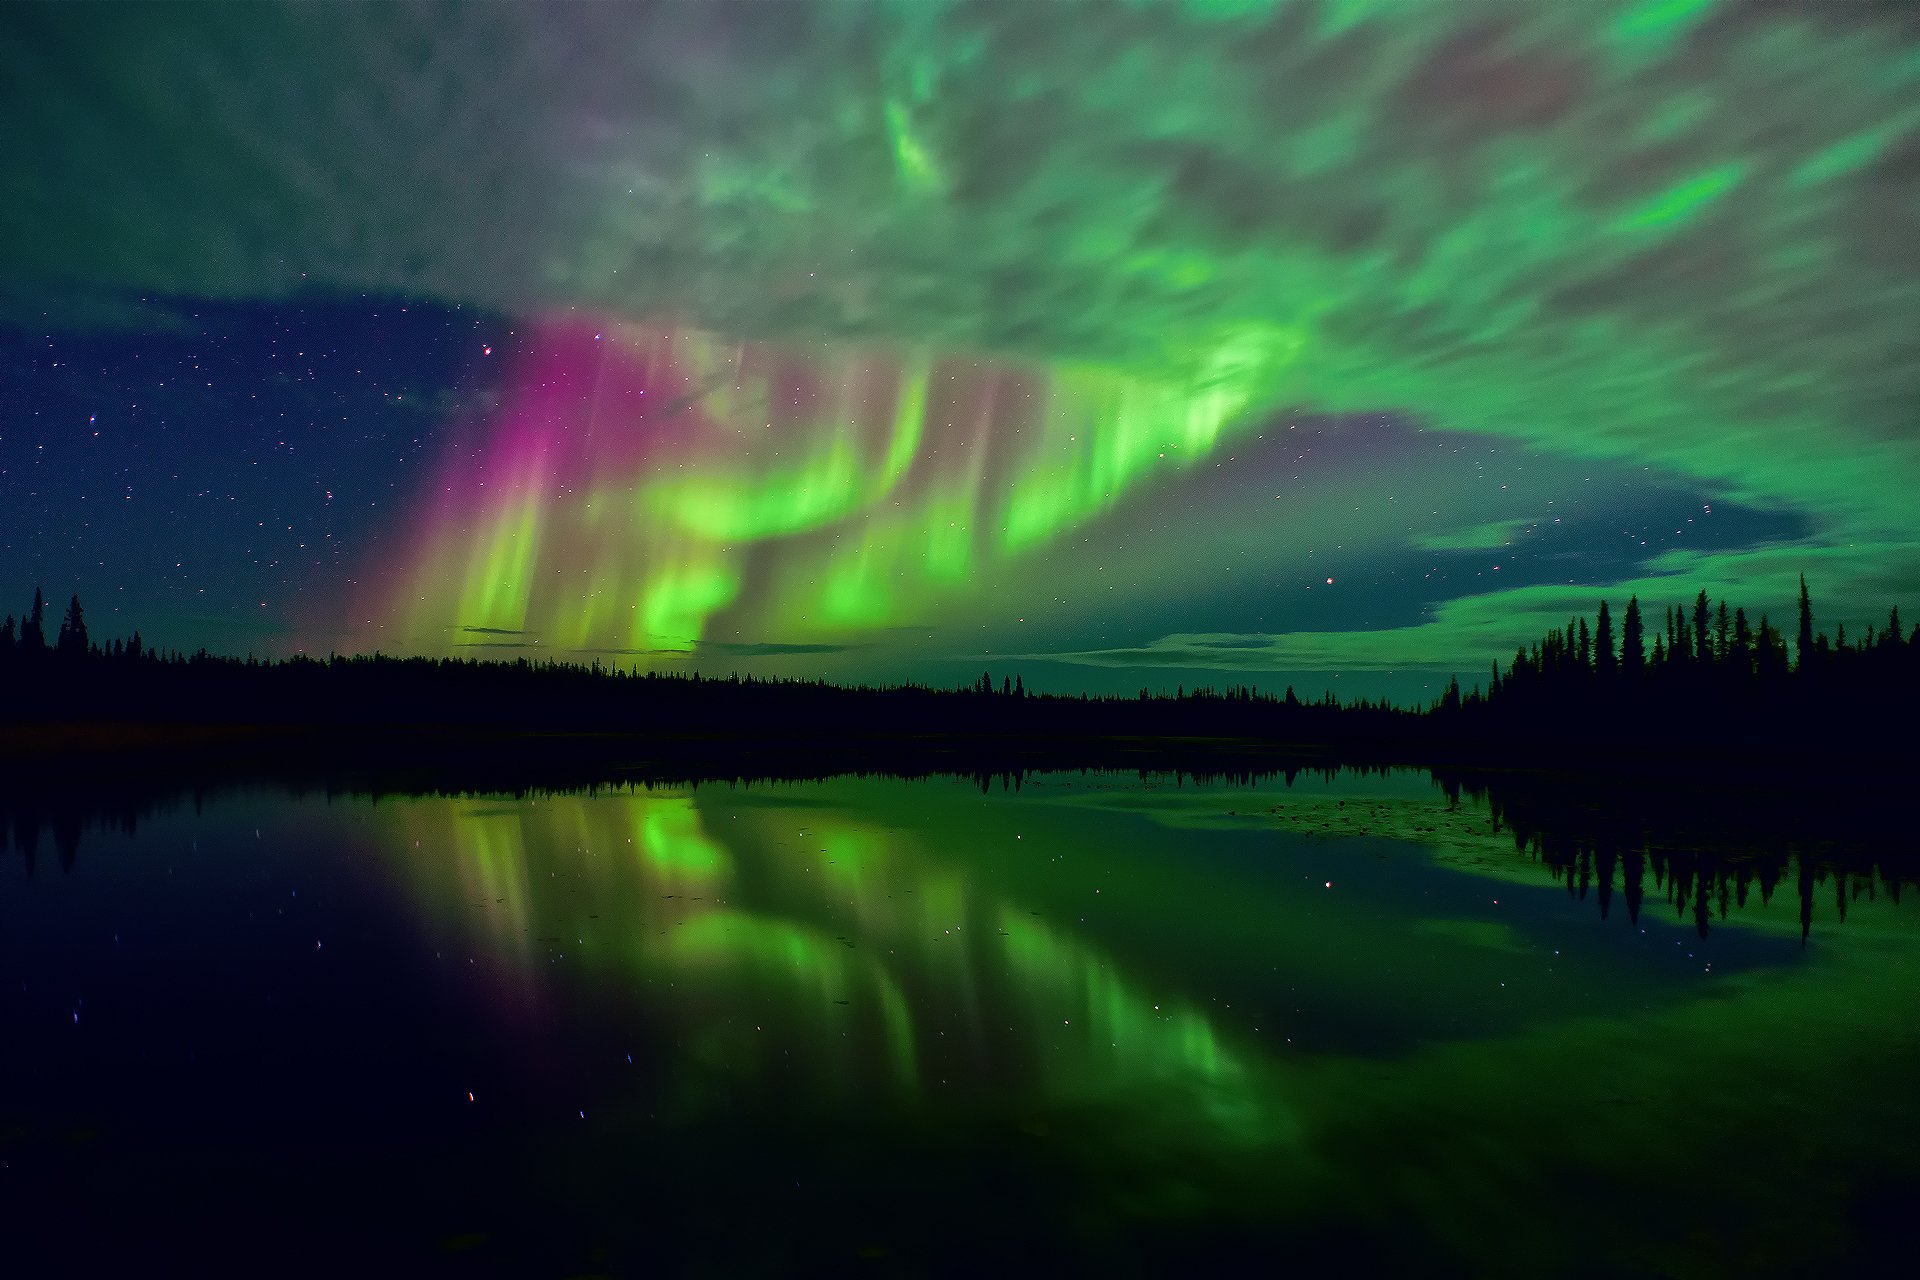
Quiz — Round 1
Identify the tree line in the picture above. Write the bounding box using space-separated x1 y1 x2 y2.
1431 575 1918 757
1 578 1914 764
0 586 1415 744
0 588 101 658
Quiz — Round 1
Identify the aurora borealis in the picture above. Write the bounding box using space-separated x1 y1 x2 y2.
361 318 1275 657
3 0 1916 697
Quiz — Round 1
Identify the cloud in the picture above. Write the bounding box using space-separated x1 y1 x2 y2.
1414 518 1535 553
451 636 868 660
698 641 870 657
1026 537 1916 678
6 1 1917 670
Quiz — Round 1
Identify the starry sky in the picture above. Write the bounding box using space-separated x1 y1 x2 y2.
2 0 1915 701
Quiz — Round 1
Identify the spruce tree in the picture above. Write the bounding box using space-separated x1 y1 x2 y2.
1622 596 1645 675
1796 575 1814 670
22 588 47 652
56 595 88 656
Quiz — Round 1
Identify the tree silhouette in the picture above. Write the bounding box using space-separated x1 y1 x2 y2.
56 595 88 657
1622 596 1645 676
1797 575 1815 669
1 575 1913 773
22 588 47 652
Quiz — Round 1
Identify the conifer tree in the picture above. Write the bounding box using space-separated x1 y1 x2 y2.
56 595 88 657
1622 596 1645 675
1796 575 1815 669
22 588 46 652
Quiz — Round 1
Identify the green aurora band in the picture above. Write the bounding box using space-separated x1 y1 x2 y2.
6 0 1916 672
357 320 1274 655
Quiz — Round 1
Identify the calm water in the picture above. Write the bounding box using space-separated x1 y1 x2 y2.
3 768 1917 1276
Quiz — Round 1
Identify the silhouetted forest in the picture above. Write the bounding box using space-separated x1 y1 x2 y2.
1434 576 1920 760
1 577 1915 769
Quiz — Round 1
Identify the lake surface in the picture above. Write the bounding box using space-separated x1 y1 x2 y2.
3 767 1917 1276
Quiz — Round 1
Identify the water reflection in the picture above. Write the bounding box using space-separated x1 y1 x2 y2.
8 765 1914 946
386 786 1263 1138
4 766 1919 1274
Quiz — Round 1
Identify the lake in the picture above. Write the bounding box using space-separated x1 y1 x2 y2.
3 766 1916 1276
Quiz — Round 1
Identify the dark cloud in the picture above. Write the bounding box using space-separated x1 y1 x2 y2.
699 641 870 657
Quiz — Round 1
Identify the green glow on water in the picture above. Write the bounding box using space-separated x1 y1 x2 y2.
253 767 1920 1269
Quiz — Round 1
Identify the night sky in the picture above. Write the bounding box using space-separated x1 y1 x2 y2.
2 0 1915 701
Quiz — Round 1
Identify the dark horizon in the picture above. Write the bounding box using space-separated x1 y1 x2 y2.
4 576 1917 776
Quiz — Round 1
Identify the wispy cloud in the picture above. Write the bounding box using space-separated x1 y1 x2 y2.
699 640 870 657
1414 518 1534 553
6 1 1915 670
